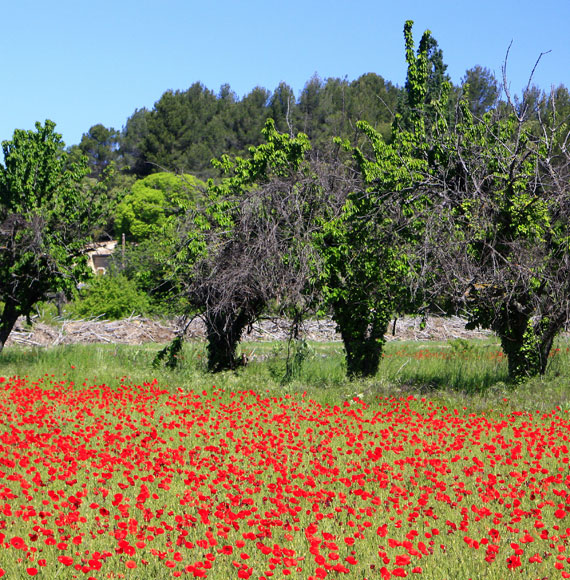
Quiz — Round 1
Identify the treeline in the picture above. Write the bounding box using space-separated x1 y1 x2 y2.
68 41 535 183
70 73 401 180
1 21 570 386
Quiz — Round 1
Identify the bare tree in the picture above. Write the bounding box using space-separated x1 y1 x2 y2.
172 121 351 372
416 81 570 380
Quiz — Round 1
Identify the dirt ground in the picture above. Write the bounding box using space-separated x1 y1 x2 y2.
6 314 493 348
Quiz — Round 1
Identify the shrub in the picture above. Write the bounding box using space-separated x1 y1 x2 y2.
111 238 183 317
69 273 149 320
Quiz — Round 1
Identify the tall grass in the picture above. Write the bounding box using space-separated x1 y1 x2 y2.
2 335 570 414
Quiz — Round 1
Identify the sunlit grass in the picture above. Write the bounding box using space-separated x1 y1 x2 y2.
2 335 570 415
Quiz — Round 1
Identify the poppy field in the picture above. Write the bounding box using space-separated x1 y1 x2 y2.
0 371 569 580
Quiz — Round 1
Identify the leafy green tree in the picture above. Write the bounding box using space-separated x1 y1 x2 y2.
76 124 121 178
112 172 205 317
544 84 570 153
115 172 205 242
424 35 450 107
136 83 224 178
548 84 570 119
116 72 404 180
515 84 544 121
298 73 324 138
315 124 427 377
315 21 437 378
121 107 150 175
88 168 136 240
347 73 400 142
213 84 239 152
303 76 354 150
231 86 272 151
0 120 99 352
316 184 409 378
315 77 350 141
269 82 296 133
317 21 448 377
461 66 500 118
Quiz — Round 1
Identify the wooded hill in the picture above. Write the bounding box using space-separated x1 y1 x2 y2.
71 40 568 182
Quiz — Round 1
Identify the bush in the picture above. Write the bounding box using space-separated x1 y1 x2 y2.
110 238 185 317
115 172 206 242
69 273 150 320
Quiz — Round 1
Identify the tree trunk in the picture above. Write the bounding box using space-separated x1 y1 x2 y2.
537 332 556 375
496 309 544 382
333 300 389 378
494 303 567 382
204 304 261 372
500 334 541 381
0 299 20 354
535 312 567 375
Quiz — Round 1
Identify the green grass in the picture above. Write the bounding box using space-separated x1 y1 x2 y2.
2 334 570 415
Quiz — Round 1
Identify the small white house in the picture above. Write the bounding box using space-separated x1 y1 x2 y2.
85 240 118 274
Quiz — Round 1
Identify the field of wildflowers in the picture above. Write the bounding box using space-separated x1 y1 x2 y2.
0 366 570 579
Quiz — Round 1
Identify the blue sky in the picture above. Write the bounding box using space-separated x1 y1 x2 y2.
1 0 568 147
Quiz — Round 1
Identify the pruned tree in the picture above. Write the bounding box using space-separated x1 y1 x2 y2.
314 21 443 378
0 121 102 352
315 126 425 378
173 119 349 372
416 72 570 381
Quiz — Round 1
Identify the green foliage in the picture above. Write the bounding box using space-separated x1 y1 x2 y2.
119 75 403 178
114 237 182 316
87 167 136 240
56 19 568 388
76 124 121 178
115 172 205 241
116 187 165 241
461 66 499 118
348 73 399 142
0 120 99 350
314 21 439 379
397 20 452 132
316 193 408 378
181 118 312 267
121 83 241 178
69 273 149 320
